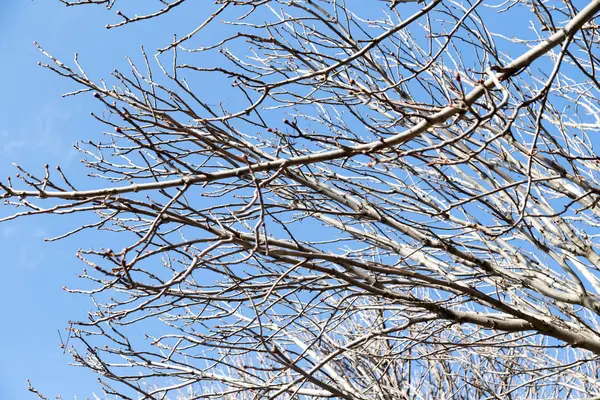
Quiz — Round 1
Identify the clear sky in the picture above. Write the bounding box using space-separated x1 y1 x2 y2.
1 2 122 398
0 1 214 398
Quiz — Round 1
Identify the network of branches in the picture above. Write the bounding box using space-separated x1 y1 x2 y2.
5 0 600 398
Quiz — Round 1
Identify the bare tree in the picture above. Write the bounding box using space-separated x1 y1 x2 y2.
6 0 600 398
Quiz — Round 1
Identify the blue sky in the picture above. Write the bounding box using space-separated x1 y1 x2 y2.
0 1 208 398
0 2 118 398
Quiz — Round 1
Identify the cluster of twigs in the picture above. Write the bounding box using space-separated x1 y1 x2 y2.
7 0 600 398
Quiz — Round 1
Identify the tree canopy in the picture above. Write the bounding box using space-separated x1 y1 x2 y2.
7 0 600 398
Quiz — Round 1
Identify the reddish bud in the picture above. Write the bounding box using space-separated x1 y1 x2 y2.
93 92 100 98
454 72 461 82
